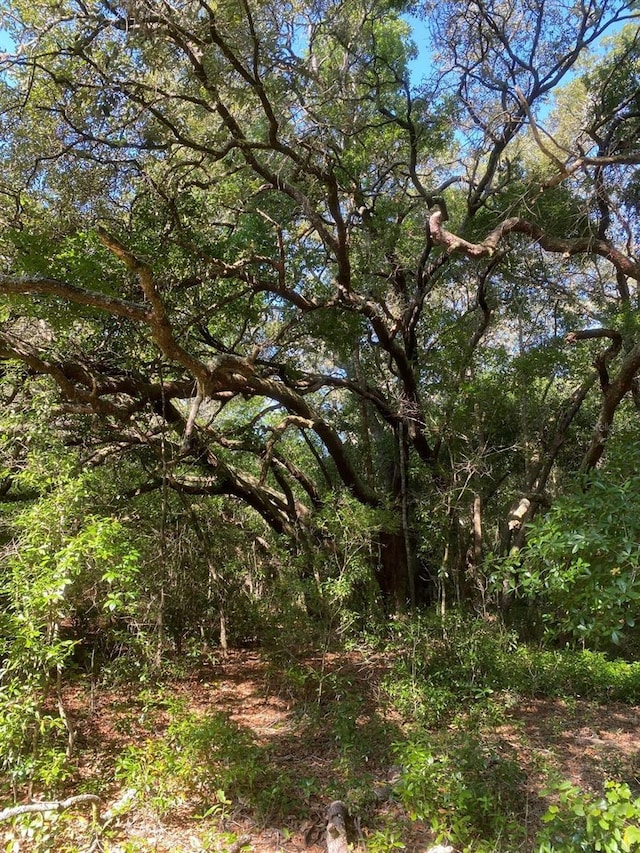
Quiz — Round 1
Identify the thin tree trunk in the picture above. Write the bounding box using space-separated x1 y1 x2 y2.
471 493 487 615
56 666 75 758
398 423 415 609
353 345 375 487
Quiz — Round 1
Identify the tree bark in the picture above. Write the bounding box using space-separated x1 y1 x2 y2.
580 340 640 472
377 529 410 611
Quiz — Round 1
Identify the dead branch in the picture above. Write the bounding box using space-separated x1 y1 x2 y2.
227 834 252 853
326 800 351 853
0 794 101 823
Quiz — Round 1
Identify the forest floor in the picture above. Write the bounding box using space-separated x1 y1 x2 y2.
6 648 640 853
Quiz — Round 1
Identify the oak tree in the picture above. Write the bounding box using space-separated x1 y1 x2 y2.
1 0 639 609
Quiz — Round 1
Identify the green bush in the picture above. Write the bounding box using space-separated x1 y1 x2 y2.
114 701 300 821
0 473 143 798
393 733 527 850
500 454 640 648
383 613 640 721
536 780 640 852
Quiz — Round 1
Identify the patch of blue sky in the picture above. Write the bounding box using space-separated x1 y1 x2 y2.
402 12 433 84
402 7 638 95
0 29 14 53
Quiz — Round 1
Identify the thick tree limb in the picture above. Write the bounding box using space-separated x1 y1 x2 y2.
565 328 622 346
566 327 623 392
429 210 640 281
507 369 599 550
509 325 636 538
93 228 378 507
541 151 640 191
0 275 151 322
96 226 216 388
0 332 193 418
581 339 640 472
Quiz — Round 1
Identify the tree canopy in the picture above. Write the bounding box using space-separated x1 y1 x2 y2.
1 0 640 617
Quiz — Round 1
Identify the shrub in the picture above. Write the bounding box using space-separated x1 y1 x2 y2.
500 458 640 648
536 780 640 852
393 733 527 850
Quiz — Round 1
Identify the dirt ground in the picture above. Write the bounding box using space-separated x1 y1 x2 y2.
9 650 640 853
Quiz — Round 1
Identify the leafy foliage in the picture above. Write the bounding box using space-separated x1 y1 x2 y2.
1 2 640 846
536 781 640 853
0 464 143 795
501 448 640 647
383 613 640 726
394 734 527 850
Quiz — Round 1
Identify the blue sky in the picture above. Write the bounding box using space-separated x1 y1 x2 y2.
404 12 433 82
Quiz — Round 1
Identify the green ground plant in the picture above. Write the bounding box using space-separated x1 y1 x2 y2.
382 613 640 728
0 468 142 800
114 700 300 822
375 614 640 850
3 612 640 852
393 732 528 851
535 780 640 852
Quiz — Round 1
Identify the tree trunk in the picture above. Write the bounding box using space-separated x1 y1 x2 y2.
377 529 410 611
375 424 418 611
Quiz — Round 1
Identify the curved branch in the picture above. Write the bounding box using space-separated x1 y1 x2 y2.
95 226 212 382
151 397 308 535
565 328 622 345
581 339 640 473
429 210 640 281
0 275 151 322
566 327 623 392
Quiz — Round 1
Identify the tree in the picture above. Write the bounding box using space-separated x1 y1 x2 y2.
1 0 639 611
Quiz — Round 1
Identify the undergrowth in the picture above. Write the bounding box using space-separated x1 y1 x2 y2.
382 613 640 729
375 613 640 851
113 697 302 823
3 612 640 852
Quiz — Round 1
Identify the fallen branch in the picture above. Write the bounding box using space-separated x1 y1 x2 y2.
227 834 252 853
0 794 101 823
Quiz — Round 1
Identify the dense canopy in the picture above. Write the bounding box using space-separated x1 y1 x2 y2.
1 0 640 619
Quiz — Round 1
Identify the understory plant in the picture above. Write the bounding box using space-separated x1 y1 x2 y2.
500 443 640 648
0 469 141 799
536 780 640 853
393 731 528 851
114 701 299 822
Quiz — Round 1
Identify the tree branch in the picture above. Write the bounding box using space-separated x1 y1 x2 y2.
429 210 640 281
0 275 151 322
